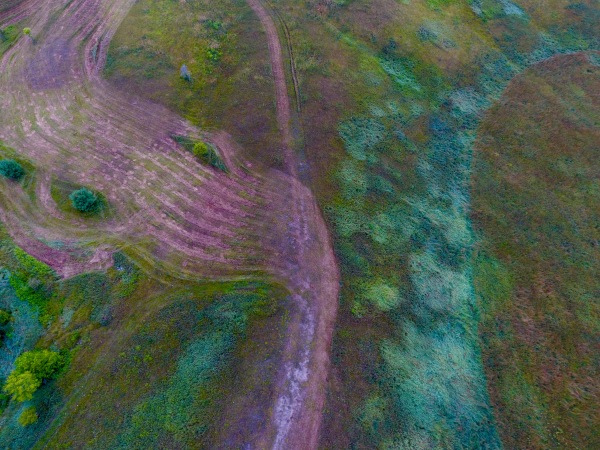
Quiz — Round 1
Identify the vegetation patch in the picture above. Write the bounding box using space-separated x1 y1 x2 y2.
277 0 600 447
472 55 600 449
50 178 110 219
0 160 25 181
0 24 19 56
0 141 36 195
172 135 228 172
69 188 99 213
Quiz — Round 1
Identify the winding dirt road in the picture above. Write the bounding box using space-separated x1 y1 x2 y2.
0 0 338 448
244 1 339 448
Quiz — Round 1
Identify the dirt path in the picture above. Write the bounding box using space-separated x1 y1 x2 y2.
245 1 339 449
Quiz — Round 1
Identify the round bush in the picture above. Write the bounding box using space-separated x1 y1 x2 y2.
0 159 25 180
18 406 38 427
69 188 99 212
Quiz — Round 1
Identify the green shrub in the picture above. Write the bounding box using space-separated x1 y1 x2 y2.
3 350 65 403
69 188 99 212
14 349 65 381
0 309 11 326
192 142 227 172
18 406 38 426
171 135 228 171
3 372 40 402
0 159 24 180
206 48 222 62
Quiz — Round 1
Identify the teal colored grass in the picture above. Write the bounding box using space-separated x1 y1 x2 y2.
0 222 287 448
314 1 598 446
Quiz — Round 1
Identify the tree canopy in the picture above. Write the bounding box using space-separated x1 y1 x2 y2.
69 188 99 212
3 372 41 402
0 159 24 180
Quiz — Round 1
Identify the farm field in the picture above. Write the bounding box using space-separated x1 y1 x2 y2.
0 0 598 448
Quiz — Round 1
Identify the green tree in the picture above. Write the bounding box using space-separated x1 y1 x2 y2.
14 349 65 380
3 372 41 402
22 28 31 36
69 188 99 212
0 159 24 180
18 406 38 426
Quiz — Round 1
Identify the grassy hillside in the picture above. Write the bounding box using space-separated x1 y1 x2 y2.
255 0 599 448
101 0 599 447
104 0 280 167
472 53 599 448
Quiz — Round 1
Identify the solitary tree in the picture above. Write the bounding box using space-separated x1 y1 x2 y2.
22 28 31 36
0 159 24 180
69 188 99 212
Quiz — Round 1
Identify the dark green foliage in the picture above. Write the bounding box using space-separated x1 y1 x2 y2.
69 188 99 212
0 308 11 348
50 179 110 219
0 392 9 414
0 159 24 180
14 350 66 381
0 309 10 326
